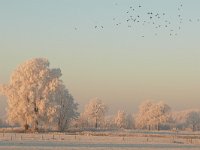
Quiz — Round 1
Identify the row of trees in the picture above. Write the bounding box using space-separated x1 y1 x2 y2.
70 98 133 129
0 58 200 132
72 100 200 132
72 100 171 130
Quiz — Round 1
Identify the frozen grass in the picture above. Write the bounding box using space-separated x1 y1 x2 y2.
0 130 200 149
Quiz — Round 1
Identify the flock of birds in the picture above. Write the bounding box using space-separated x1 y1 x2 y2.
74 1 200 37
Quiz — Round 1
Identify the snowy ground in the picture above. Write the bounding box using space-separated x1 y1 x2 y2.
0 131 200 149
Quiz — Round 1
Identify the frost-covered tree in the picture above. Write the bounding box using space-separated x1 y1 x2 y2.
83 98 108 128
186 111 200 131
48 82 78 131
0 58 78 131
135 101 171 130
171 109 200 131
114 110 127 129
135 101 153 130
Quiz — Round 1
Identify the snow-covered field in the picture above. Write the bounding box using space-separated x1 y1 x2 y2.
0 131 200 150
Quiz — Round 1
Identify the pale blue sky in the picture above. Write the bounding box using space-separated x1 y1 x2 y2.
0 0 200 115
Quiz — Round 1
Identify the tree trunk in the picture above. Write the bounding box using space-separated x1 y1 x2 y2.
148 125 151 131
34 120 38 132
95 117 98 129
33 99 39 132
193 124 195 132
24 124 29 131
24 119 29 132
158 123 160 131
157 123 160 131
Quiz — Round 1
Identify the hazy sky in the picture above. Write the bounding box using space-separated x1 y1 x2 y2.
0 0 200 116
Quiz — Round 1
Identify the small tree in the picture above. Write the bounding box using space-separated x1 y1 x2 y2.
126 114 135 129
83 98 108 129
186 111 200 132
72 113 89 129
135 101 171 130
114 110 127 129
104 116 115 129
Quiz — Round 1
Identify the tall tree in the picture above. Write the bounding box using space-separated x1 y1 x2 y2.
0 58 78 131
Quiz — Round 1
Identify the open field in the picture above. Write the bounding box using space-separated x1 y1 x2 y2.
0 130 200 149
